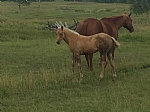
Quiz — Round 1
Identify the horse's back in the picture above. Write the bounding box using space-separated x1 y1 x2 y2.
76 18 103 36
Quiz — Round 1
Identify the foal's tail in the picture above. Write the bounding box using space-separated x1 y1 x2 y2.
111 37 120 47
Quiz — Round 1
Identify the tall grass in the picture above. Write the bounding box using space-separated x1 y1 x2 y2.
0 2 150 112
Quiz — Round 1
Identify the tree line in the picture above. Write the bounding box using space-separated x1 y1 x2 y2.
0 0 131 2
1 0 150 24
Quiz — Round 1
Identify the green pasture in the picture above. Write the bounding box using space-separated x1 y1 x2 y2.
0 2 150 112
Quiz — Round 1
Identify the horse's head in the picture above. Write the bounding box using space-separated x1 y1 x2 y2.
123 13 134 33
56 26 64 44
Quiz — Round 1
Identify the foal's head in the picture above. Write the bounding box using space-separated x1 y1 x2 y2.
56 26 64 44
123 13 134 32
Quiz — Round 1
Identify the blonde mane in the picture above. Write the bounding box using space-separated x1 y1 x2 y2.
57 26 80 36
65 28 80 35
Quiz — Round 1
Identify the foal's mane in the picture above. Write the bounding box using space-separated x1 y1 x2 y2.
64 28 80 36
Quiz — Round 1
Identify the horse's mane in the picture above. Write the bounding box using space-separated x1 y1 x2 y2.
101 15 122 20
101 14 129 21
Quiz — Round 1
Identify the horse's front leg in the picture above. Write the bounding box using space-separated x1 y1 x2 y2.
77 55 83 82
99 54 107 81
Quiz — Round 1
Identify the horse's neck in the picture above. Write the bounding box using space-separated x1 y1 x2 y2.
112 16 125 30
63 29 78 45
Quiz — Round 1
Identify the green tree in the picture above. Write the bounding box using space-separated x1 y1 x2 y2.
131 0 150 25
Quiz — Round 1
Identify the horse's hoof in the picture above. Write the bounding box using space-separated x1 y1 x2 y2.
99 74 103 81
88 67 93 71
99 77 102 81
112 78 116 82
78 78 83 84
90 68 93 71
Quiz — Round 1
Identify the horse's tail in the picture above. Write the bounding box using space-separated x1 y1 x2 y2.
111 37 120 47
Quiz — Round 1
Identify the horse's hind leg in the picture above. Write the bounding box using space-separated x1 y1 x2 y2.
99 54 102 66
107 53 117 81
85 54 93 70
99 54 107 81
85 55 90 70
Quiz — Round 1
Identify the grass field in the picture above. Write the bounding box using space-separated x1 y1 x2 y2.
0 2 150 112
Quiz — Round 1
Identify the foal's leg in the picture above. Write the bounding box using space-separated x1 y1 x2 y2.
112 49 115 61
77 55 83 81
72 54 76 74
107 53 117 81
99 54 102 66
89 54 93 71
99 54 107 80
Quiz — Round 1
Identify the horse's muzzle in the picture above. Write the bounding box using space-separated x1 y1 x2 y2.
56 41 60 44
130 28 134 33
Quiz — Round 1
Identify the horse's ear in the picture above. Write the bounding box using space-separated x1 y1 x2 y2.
61 26 63 30
129 12 132 17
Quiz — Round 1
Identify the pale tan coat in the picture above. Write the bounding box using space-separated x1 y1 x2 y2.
56 26 120 81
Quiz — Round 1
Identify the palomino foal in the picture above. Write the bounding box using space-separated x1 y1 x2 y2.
56 26 120 81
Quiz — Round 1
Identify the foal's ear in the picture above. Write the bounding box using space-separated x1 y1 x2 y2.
128 12 132 17
61 26 64 30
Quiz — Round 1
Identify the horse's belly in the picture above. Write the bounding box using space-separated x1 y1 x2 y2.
81 48 98 55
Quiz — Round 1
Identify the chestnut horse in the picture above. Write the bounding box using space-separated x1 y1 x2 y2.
56 26 120 81
76 13 134 70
